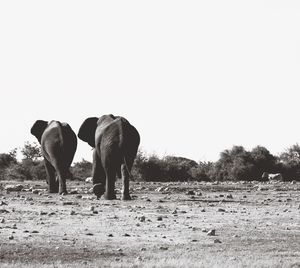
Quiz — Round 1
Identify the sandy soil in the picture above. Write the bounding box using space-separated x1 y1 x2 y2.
0 180 299 268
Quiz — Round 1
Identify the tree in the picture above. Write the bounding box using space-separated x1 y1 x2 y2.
279 144 300 181
21 141 42 161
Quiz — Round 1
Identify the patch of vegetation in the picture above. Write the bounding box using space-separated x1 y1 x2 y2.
1 142 300 182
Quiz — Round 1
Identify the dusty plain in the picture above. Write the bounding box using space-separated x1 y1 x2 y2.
0 180 299 268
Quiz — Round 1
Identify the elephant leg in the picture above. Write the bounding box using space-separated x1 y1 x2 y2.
92 150 105 198
56 169 68 195
121 163 131 200
44 159 58 193
103 167 117 200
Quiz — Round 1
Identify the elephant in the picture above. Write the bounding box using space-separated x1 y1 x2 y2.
30 120 77 194
78 114 140 200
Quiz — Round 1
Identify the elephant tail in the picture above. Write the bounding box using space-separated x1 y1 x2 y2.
56 121 65 148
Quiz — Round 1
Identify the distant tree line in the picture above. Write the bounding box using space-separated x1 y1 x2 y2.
1 142 300 182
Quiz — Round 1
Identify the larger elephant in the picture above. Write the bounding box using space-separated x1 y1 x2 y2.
78 114 140 200
31 120 77 194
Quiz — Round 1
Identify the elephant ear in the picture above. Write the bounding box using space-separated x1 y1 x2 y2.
78 117 98 147
30 120 48 144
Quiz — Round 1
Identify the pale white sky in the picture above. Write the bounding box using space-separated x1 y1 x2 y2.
0 1 299 163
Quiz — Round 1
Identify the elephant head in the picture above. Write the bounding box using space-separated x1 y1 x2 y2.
77 117 98 147
30 120 48 143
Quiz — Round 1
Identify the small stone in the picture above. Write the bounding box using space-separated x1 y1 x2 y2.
0 218 5 223
187 190 195 195
0 201 8 206
123 233 131 237
5 184 23 192
136 256 142 261
226 194 233 199
70 210 76 215
31 230 39 233
214 239 222 243
217 208 226 212
89 206 95 212
207 229 216 236
159 246 168 250
140 247 146 251
157 216 163 221
108 234 113 237
9 235 14 240
117 248 122 252
138 216 146 222
201 228 207 232
40 211 47 215
85 232 93 236
201 209 206 212
32 190 39 194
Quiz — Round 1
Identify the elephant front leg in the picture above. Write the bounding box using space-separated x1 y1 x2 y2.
121 164 131 200
44 159 58 193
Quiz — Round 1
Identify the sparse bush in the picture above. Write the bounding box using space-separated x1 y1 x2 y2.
279 144 300 181
209 145 278 181
4 162 33 181
0 152 18 180
71 159 92 180
190 161 213 181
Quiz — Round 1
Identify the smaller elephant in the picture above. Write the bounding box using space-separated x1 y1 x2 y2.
78 114 140 200
31 120 77 194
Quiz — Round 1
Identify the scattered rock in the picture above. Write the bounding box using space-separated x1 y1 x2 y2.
85 177 93 183
70 190 79 194
85 232 94 236
0 209 10 214
0 218 5 223
140 247 146 251
5 184 24 192
187 190 195 195
159 246 168 250
108 234 113 237
138 216 146 222
157 216 163 221
217 208 226 212
226 194 233 199
62 201 77 206
40 211 47 215
207 229 216 236
31 230 39 233
214 239 222 243
8 235 14 240
32 190 39 194
70 210 76 215
0 201 8 206
123 233 131 237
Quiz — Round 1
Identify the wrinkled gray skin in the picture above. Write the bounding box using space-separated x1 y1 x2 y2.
31 120 77 194
78 114 140 200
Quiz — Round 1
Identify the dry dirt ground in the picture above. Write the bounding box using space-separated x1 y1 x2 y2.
0 180 299 268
